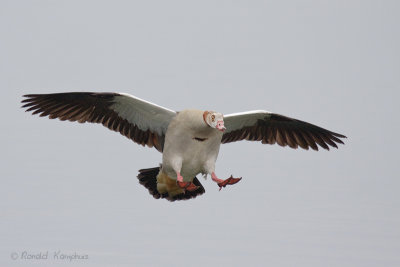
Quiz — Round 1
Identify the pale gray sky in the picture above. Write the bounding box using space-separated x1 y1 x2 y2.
1 1 399 266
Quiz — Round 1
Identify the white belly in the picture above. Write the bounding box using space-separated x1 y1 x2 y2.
181 138 218 176
162 128 222 181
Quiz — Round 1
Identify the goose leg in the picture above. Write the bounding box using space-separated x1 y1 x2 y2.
176 171 199 191
211 172 242 191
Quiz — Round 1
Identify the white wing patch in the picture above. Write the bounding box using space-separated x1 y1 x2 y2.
110 93 176 136
224 110 272 133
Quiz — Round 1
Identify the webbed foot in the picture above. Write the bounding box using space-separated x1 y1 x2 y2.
177 181 199 191
217 175 242 191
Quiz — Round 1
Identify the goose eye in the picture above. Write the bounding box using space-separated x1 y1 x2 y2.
211 115 215 122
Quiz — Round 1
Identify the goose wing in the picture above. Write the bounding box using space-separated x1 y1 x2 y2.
222 110 346 150
22 92 177 152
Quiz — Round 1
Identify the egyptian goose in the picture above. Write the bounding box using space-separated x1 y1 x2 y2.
22 92 346 201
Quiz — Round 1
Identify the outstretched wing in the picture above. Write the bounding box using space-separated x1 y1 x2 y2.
22 92 177 152
222 110 346 150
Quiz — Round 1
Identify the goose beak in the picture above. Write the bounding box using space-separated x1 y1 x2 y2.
216 121 226 132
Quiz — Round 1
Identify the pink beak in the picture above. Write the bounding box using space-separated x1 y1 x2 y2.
217 121 226 132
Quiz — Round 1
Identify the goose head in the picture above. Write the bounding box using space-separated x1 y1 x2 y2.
203 111 226 132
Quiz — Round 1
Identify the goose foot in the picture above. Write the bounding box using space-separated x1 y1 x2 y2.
177 181 199 191
211 172 242 191
217 175 242 191
176 172 199 191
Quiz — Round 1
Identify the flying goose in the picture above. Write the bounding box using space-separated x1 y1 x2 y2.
22 92 346 201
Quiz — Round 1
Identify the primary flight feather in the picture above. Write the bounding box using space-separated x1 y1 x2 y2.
22 92 346 201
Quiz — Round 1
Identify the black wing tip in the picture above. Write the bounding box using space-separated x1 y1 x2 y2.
296 131 346 152
21 94 42 111
320 137 346 151
331 132 347 139
321 135 346 151
330 132 347 145
21 96 35 110
21 92 121 102
20 92 119 109
21 94 39 103
22 94 40 98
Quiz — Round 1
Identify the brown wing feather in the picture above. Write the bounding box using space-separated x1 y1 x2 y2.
222 113 346 151
21 92 166 152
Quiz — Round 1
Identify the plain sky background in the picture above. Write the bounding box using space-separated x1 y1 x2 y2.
1 1 399 266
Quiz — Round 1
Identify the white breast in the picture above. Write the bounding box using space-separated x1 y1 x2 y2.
161 110 223 181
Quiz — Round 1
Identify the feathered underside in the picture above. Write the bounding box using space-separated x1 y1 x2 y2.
222 111 346 151
137 166 205 201
21 92 177 152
